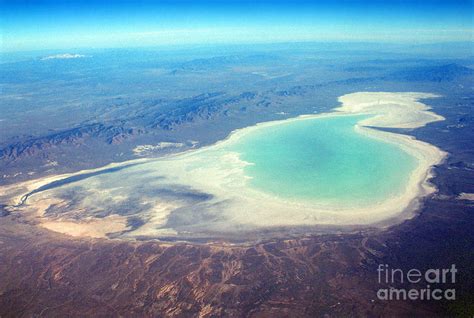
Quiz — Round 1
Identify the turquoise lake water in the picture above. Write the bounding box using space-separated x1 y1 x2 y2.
227 115 418 207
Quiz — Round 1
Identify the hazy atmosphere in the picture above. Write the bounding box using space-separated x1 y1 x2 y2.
2 0 473 51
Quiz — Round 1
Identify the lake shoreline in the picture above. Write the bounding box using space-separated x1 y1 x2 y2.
0 92 447 240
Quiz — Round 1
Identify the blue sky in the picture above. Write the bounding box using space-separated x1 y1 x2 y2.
1 0 473 52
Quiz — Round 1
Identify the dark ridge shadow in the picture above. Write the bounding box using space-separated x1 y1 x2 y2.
16 163 142 207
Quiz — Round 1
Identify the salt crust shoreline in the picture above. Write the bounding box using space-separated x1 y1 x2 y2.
1 92 447 238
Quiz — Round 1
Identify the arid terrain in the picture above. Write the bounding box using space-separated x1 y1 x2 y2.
1 43 473 317
1 189 473 317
